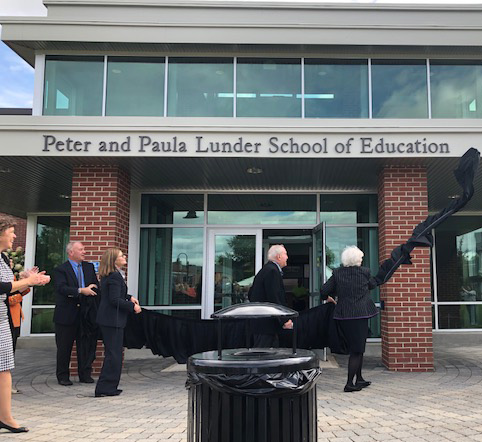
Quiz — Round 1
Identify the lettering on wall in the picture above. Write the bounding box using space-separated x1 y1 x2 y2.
41 134 451 156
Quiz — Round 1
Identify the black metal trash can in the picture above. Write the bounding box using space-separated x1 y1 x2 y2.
186 303 321 442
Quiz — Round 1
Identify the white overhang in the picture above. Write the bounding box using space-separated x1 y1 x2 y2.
3 1 482 64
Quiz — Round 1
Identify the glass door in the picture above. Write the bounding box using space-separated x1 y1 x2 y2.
311 222 326 308
205 229 262 318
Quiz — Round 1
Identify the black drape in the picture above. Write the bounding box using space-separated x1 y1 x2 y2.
124 303 346 363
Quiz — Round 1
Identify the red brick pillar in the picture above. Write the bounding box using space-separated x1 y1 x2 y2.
378 166 433 372
69 165 131 377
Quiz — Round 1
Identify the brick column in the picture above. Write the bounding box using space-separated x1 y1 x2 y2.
69 165 131 376
378 166 433 372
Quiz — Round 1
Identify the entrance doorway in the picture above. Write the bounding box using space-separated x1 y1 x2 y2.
205 227 327 319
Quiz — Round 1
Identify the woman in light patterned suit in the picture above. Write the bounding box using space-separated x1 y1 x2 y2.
0 217 50 433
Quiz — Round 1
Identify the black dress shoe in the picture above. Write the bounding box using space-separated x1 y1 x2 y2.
344 383 362 392
95 390 122 397
79 376 95 384
355 380 372 389
0 421 29 433
116 389 123 394
58 379 73 386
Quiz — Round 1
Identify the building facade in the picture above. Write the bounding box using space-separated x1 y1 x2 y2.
1 0 482 371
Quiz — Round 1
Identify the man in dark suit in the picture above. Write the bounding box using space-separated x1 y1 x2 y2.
249 244 293 347
53 241 99 385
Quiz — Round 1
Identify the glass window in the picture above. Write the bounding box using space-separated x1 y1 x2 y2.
325 226 380 338
371 60 428 118
154 309 201 319
141 194 204 225
236 58 301 117
304 59 368 118
320 194 378 224
31 308 55 334
138 228 204 307
435 217 482 303
43 56 104 116
167 58 233 117
430 60 482 118
34 216 70 305
438 305 482 329
106 57 164 116
208 194 316 225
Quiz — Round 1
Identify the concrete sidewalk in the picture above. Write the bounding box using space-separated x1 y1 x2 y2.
6 337 482 441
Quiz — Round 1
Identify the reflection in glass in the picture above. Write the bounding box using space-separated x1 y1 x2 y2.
34 216 70 305
371 60 428 118
208 194 316 225
435 220 482 304
320 194 377 224
141 194 204 224
106 57 164 116
31 308 55 334
430 61 482 118
138 228 203 307
236 58 301 117
304 59 368 118
167 58 233 117
325 226 380 336
43 56 104 116
438 305 482 329
214 235 255 312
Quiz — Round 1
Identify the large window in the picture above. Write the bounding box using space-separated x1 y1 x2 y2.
304 59 368 118
371 60 428 118
434 217 482 329
43 56 104 116
31 216 70 334
106 57 165 116
208 194 316 225
167 58 233 117
138 228 204 309
430 60 482 118
43 55 482 119
236 58 301 117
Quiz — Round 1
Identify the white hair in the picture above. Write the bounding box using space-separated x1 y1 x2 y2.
268 244 285 260
341 246 363 267
66 241 81 255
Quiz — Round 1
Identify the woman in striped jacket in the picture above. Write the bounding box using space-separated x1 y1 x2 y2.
320 246 379 392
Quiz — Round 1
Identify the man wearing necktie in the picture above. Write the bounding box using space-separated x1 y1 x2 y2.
248 244 293 348
53 242 99 386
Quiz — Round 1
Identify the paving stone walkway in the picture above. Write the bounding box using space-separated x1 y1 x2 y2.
5 339 482 441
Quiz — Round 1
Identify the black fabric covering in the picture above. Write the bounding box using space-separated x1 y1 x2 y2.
375 148 480 285
124 303 345 363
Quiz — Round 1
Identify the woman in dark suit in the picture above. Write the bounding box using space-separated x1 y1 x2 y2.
95 248 141 397
320 246 378 392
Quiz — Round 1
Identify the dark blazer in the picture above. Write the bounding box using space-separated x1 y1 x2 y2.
249 261 287 335
249 261 286 306
53 260 98 325
320 266 378 320
96 271 134 328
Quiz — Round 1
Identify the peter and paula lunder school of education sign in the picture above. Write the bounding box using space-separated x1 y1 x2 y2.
40 133 454 158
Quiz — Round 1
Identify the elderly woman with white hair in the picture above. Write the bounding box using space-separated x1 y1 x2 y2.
320 245 378 392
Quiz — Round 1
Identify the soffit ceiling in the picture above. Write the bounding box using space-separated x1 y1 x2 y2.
0 156 480 218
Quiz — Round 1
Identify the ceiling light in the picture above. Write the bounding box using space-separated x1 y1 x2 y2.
0 167 11 173
247 167 263 174
59 194 71 199
448 195 460 199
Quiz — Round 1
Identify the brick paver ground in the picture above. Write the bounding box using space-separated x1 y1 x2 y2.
5 338 482 441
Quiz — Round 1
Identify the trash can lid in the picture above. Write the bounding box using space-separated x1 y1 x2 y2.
211 302 298 320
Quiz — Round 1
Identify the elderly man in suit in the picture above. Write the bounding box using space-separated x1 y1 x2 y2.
249 244 293 348
53 242 99 386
